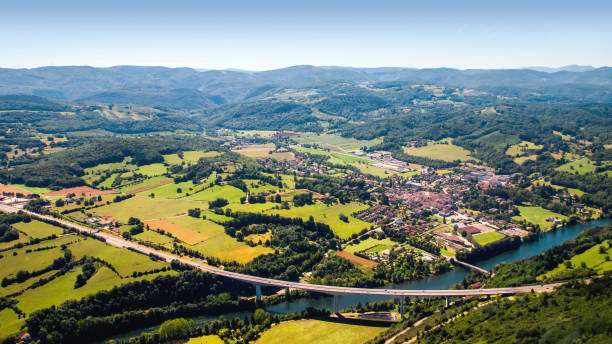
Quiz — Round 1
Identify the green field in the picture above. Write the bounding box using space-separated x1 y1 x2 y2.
555 157 610 175
9 184 53 194
255 319 387 344
514 155 538 165
244 179 280 194
186 185 246 203
15 266 175 315
98 173 119 188
69 238 168 276
265 202 371 239
292 133 382 152
140 180 201 199
117 176 171 193
136 163 168 176
133 230 175 245
163 150 220 165
167 216 272 262
403 141 475 162
541 240 612 280
473 131 521 150
344 237 395 254
472 231 506 246
87 196 204 222
224 202 278 213
12 220 64 238
506 141 543 157
0 308 23 341
0 247 65 281
512 206 568 231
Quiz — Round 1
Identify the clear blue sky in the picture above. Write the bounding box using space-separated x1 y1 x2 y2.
1 0 610 70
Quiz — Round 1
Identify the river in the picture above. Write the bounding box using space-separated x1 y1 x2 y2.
100 218 610 342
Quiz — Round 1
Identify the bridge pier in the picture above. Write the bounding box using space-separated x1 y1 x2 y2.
445 296 449 308
400 296 404 320
333 294 339 314
255 284 261 302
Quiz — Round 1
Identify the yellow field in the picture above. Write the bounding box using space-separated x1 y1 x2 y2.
145 218 209 245
265 202 371 239
256 319 387 344
403 142 475 162
167 216 273 263
87 196 206 222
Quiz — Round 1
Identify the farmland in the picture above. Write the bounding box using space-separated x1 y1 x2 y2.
344 237 395 254
162 150 221 165
186 184 246 203
255 319 387 344
157 215 273 262
512 206 568 231
472 231 506 246
87 196 203 222
265 202 371 239
402 141 475 162
12 220 64 238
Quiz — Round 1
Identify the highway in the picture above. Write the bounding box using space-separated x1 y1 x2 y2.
0 204 563 298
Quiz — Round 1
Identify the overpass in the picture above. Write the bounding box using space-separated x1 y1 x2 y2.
0 204 562 314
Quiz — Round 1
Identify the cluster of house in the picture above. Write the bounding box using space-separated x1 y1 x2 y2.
354 205 396 225
465 170 513 189
385 189 456 215
86 216 118 229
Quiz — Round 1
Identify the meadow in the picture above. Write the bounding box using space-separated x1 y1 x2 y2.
472 231 506 246
86 196 205 222
292 133 382 152
265 202 371 239
12 219 64 238
402 141 475 162
505 141 543 157
255 319 387 344
154 215 273 263
186 184 246 203
344 237 395 254
162 150 220 165
512 206 567 231
555 157 610 176
118 176 172 193
540 240 612 280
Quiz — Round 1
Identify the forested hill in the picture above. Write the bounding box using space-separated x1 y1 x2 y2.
1 65 611 108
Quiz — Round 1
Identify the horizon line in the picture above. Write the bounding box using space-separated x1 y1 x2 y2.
0 63 608 73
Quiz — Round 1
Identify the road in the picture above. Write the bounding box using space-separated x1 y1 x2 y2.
0 204 563 297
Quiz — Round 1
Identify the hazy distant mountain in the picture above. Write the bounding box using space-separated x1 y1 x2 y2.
524 65 596 73
0 65 610 110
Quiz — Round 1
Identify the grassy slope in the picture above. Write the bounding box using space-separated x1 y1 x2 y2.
186 185 246 203
541 240 612 279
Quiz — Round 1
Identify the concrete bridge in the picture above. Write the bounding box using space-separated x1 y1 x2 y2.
1 205 563 315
